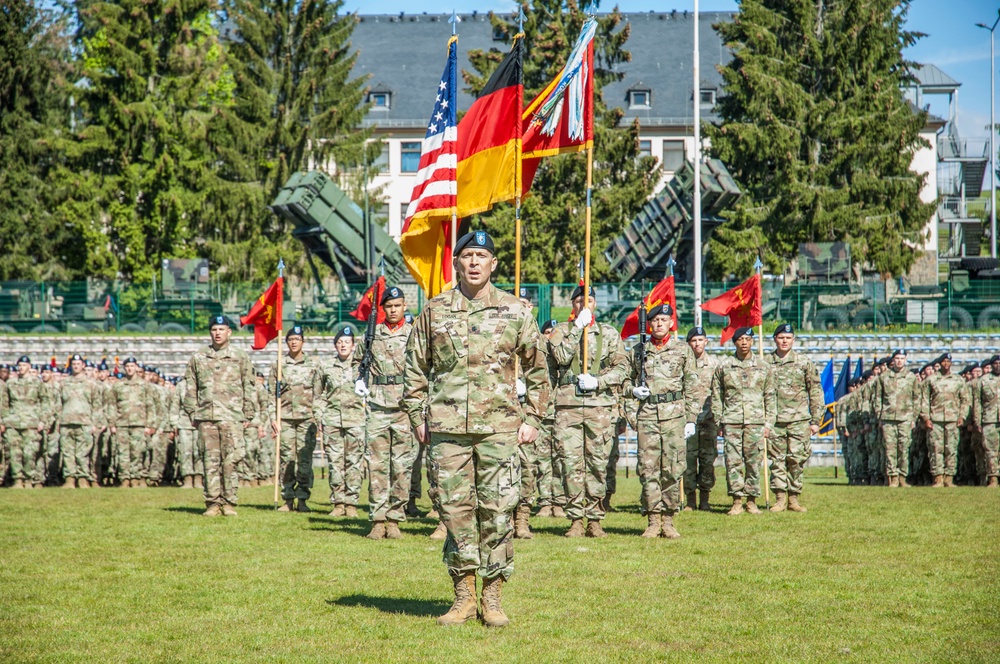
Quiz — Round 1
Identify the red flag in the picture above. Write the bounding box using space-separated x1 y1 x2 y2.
240 278 283 350
701 274 763 344
620 276 677 339
350 277 387 325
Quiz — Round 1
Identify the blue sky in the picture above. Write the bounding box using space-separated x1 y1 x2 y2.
345 0 1000 139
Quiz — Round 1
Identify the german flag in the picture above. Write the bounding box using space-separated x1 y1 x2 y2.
456 36 523 217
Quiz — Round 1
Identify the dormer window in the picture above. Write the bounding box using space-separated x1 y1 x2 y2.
699 88 716 107
629 89 651 109
370 91 391 110
492 25 506 41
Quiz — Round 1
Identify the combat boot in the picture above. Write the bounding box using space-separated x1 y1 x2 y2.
194 475 204 489
641 513 661 538
182 476 194 489
202 504 222 517
988 476 999 488
745 497 762 515
899 476 910 488
429 521 447 540
888 476 899 488
943 476 954 488
513 504 533 540
405 496 423 518
699 490 710 511
78 478 90 489
585 520 607 538
536 505 553 518
931 475 944 488
222 504 238 517
296 499 311 513
30 483 41 489
436 573 477 626
770 491 787 513
683 492 695 512
726 497 744 516
12 479 24 489
426 508 439 519
344 505 358 518
660 514 681 540
366 522 386 540
384 521 403 539
479 576 509 627
787 494 807 512
329 504 346 517
277 499 294 512
564 519 585 538
552 505 566 518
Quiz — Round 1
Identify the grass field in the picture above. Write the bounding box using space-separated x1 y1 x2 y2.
1 468 997 663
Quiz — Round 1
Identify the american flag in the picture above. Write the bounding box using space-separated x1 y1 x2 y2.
402 37 458 224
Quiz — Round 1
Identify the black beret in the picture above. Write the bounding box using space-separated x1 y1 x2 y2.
114 372 123 378
123 357 138 366
890 349 906 360
540 319 558 334
209 314 231 328
146 366 157 374
570 285 596 300
455 230 494 255
519 287 529 299
63 367 72 374
70 354 84 362
686 326 707 342
732 327 754 342
909 368 920 375
334 325 355 342
989 355 1000 365
861 370 873 380
381 286 404 305
98 361 109 371
403 312 414 324
84 360 95 368
16 355 30 364
773 323 793 337
965 363 980 375
939 352 952 362
286 325 304 339
647 304 673 320
40 364 52 373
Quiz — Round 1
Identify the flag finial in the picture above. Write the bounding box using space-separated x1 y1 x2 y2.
666 255 676 277
753 256 763 273
278 258 285 278
517 5 525 33
449 9 460 35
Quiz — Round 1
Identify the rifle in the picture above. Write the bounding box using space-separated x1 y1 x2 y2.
357 258 385 387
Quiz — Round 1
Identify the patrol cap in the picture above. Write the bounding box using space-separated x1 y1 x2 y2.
123 356 138 366
540 319 558 334
686 326 707 342
772 323 794 337
334 325 354 342
380 286 404 305
16 355 30 364
70 354 84 363
286 325 304 339
647 303 673 320
731 327 754 342
570 284 596 301
454 230 495 255
208 314 232 329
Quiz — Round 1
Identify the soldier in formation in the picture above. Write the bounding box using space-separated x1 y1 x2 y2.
319 325 366 518
684 326 718 511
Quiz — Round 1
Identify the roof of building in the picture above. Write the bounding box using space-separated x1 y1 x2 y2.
912 63 961 90
352 11 736 128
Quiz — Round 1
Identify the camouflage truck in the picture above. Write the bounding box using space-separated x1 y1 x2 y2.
0 281 113 333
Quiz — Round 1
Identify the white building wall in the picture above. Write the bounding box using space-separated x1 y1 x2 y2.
912 128 939 251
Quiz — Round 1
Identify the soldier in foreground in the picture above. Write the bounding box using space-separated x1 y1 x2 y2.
710 328 775 516
920 353 967 487
684 326 718 511
766 324 824 512
623 305 697 538
873 350 919 488
58 354 103 488
319 325 365 518
403 230 549 628
183 316 256 516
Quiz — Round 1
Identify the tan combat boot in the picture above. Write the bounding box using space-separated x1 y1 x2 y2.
787 494 807 512
277 499 294 512
203 504 222 517
564 519 585 538
683 492 696 512
699 490 710 511
385 521 403 539
585 520 607 538
727 497 744 516
30 483 41 489
12 479 25 489
430 521 447 540
988 476 999 488
660 514 681 540
78 478 91 488
426 509 440 520
899 476 910 488
931 475 944 487
222 504 238 517
329 504 346 517
552 505 567 518
513 504 534 540
770 491 787 513
745 497 762 515
296 499 311 513
344 505 358 518
366 522 386 540
194 475 204 489
641 513 661 538
943 475 954 488
405 496 422 518
437 573 477 626
888 476 899 488
182 476 194 489
536 505 553 518
479 576 510 627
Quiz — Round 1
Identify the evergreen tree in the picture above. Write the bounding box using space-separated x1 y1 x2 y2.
705 0 936 279
464 1 659 284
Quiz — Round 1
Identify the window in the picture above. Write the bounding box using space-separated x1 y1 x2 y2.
492 25 506 41
373 143 389 174
699 88 716 107
370 91 391 109
638 140 652 159
663 141 685 171
629 89 651 109
372 203 390 227
401 141 422 173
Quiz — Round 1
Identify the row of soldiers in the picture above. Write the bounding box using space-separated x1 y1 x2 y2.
835 350 1000 488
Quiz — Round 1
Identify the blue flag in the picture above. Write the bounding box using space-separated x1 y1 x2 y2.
819 358 836 434
853 357 864 381
834 356 851 401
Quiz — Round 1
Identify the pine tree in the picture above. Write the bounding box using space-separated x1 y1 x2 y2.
704 0 936 279
464 1 659 284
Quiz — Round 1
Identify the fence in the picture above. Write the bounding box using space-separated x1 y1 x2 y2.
1 276 999 333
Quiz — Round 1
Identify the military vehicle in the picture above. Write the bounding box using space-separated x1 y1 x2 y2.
0 281 113 333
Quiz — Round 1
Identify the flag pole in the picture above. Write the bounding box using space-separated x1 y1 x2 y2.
693 0 703 327
514 8 525 297
273 259 285 506
754 256 769 507
582 145 593 371
450 11 460 271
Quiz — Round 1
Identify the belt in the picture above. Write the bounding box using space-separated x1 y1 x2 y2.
371 374 404 386
648 390 682 404
558 374 578 387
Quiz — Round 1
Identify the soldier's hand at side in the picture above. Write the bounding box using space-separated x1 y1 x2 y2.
684 422 696 439
354 380 370 398
0 425 4 434
516 379 526 397
577 373 598 392
110 426 117 434
38 423 45 433
258 426 265 437
763 427 772 438
415 422 429 445
809 424 820 435
517 423 539 445
924 418 933 430
573 307 593 329
144 427 155 436
632 386 651 400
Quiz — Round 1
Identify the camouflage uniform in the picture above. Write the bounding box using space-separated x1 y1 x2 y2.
318 355 366 507
92 379 113 485
623 336 698 515
58 374 103 482
146 381 172 484
710 353 776 498
108 375 158 482
171 378 202 480
255 382 273 481
766 349 824 496
533 353 564 510
2 375 45 485
403 283 549 581
237 384 261 484
971 371 1000 481
920 372 968 477
267 353 321 502
685 352 719 492
183 344 256 507
39 377 61 483
873 367 919 479
863 380 884 485
834 391 850 480
548 321 629 522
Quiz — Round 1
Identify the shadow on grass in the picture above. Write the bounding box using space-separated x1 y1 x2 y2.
327 595 449 617
163 506 206 515
306 516 371 537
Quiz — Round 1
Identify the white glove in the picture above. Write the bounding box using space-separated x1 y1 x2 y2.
573 307 593 329
632 386 651 400
684 422 696 439
354 379 370 398
577 373 599 391
516 379 526 397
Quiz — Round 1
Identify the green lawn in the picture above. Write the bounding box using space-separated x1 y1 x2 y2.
1 469 997 663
